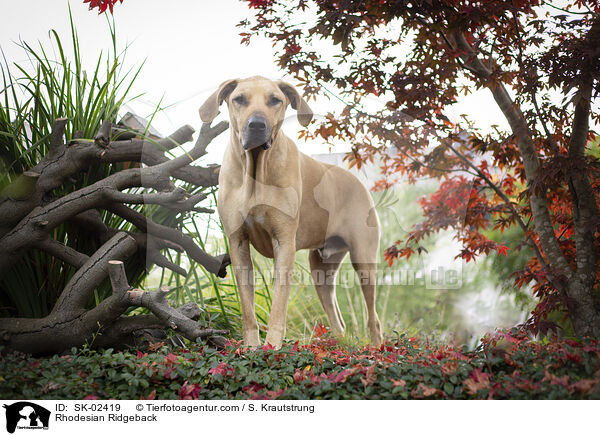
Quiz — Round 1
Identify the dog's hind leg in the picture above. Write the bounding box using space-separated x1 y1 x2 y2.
349 233 383 347
308 248 347 336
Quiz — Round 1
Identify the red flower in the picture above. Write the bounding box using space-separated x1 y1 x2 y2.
83 0 123 14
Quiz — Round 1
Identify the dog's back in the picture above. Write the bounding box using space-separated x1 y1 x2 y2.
296 147 380 260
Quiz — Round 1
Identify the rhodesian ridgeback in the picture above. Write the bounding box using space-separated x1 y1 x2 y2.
199 76 383 348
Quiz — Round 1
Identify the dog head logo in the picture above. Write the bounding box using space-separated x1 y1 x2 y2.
3 402 50 433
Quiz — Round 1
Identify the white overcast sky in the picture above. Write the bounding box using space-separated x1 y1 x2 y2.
2 0 508 165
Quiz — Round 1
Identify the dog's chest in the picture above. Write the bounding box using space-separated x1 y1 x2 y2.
220 177 300 222
243 213 275 258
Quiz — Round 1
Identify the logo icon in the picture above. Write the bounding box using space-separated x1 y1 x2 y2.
3 402 50 433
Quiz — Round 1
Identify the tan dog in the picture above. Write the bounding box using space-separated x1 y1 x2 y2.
199 76 383 348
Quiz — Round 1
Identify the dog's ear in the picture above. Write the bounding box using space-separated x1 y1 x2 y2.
277 81 313 127
199 79 239 123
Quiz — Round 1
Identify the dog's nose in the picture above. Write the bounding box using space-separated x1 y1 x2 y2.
248 116 267 131
243 113 272 150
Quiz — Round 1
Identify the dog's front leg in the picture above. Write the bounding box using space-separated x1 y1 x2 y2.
229 234 260 347
265 235 296 349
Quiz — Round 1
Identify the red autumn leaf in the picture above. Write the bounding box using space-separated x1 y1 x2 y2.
463 368 492 395
331 367 359 383
208 361 235 377
411 383 444 398
314 323 328 337
391 378 407 387
496 243 509 257
140 390 156 400
260 343 275 351
314 349 329 364
440 360 459 375
571 379 599 394
542 367 570 388
242 382 264 394
179 381 202 400
225 339 243 348
360 365 377 387
164 352 177 365
293 368 307 383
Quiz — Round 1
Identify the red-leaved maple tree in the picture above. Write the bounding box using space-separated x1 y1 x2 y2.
240 0 600 338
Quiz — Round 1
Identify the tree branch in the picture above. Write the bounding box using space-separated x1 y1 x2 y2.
108 203 230 277
445 137 549 270
49 118 68 153
0 123 217 236
94 120 112 148
68 210 188 276
35 237 90 268
0 122 229 277
153 121 229 175
0 252 227 354
109 261 229 342
52 232 137 314
103 187 208 212
510 5 560 155
91 314 167 348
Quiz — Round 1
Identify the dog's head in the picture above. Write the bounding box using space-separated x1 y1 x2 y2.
199 76 313 151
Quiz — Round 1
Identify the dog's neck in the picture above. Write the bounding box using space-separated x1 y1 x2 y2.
228 129 292 197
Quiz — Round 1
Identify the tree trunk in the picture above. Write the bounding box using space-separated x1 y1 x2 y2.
567 278 600 337
452 26 600 339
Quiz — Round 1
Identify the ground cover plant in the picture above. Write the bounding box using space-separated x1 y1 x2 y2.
1 327 599 400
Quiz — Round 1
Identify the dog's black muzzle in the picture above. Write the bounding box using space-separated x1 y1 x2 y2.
242 113 272 151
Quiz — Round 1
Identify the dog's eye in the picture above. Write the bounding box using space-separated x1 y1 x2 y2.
268 96 282 106
232 95 247 105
